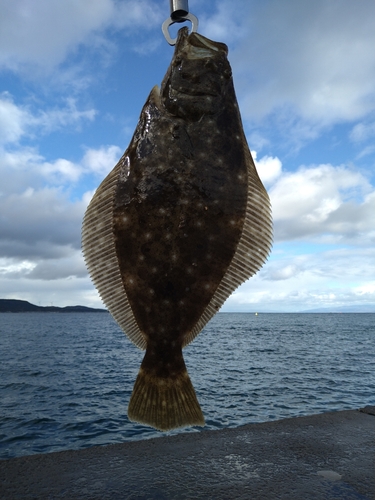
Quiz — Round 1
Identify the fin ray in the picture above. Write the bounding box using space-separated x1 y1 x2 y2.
128 354 205 431
183 144 273 347
82 157 146 350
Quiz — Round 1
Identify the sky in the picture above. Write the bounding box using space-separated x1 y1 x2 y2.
0 0 374 312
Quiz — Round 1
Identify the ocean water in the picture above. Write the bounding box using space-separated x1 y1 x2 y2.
0 312 374 460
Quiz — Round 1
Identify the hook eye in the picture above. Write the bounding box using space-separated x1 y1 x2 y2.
162 13 199 46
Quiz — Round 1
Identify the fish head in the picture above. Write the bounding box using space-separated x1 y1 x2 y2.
160 27 232 121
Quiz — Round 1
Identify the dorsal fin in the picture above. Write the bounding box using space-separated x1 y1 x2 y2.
82 156 146 350
183 145 272 347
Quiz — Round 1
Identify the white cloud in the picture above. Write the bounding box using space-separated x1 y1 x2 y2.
132 38 162 56
0 147 45 195
34 98 97 133
229 0 375 129
222 246 375 312
354 282 375 296
0 253 87 281
1 146 73 191
0 148 123 275
198 0 247 46
0 92 29 143
0 275 101 308
112 0 163 30
350 121 375 143
219 157 375 311
266 264 300 281
0 0 113 70
0 187 85 253
247 132 270 153
0 0 163 74
0 258 36 276
1 144 119 190
39 158 83 183
37 144 121 183
0 93 121 190
0 182 91 307
253 152 282 185
26 250 87 280
0 135 121 282
0 93 96 146
264 247 375 283
82 145 122 176
269 163 373 242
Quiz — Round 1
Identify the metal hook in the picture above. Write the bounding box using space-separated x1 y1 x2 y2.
162 0 199 46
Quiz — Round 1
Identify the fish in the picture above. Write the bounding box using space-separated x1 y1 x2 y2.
81 27 273 431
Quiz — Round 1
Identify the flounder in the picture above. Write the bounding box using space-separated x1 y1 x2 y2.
82 27 272 431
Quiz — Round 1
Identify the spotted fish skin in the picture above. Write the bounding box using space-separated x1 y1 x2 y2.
82 28 272 431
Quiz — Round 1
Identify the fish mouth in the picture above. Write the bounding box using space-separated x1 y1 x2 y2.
176 27 228 60
184 42 220 61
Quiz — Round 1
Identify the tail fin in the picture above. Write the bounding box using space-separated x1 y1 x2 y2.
128 350 205 431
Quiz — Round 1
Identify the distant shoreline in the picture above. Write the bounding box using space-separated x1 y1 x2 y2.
1 299 373 314
0 299 107 313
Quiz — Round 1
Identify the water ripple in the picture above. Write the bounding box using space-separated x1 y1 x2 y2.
0 312 374 459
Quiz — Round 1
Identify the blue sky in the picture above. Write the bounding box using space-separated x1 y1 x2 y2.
0 0 374 312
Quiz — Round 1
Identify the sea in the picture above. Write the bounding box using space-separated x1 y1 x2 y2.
0 312 374 460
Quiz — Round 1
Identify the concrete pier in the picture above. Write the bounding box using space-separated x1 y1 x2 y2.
1 407 374 499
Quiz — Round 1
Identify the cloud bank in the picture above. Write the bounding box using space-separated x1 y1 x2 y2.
0 0 374 311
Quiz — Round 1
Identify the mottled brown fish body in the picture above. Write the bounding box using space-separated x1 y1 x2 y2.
82 28 272 431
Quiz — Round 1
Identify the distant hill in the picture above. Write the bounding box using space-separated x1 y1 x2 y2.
0 299 107 313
